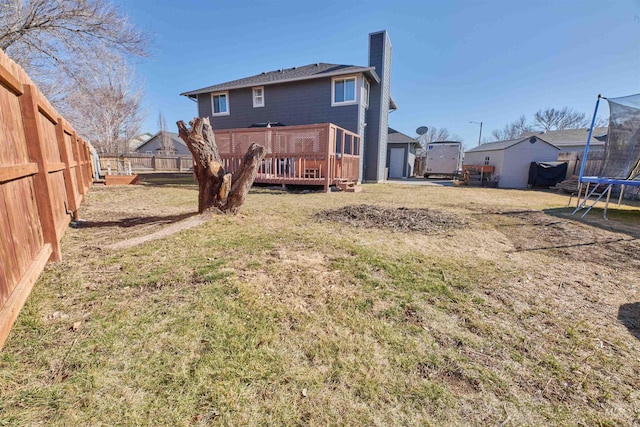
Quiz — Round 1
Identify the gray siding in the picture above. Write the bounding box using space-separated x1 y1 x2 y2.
365 30 392 182
464 139 559 188
387 142 415 178
136 135 190 155
500 140 559 188
197 78 360 133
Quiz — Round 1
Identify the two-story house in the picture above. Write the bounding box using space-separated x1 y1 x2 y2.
180 30 395 183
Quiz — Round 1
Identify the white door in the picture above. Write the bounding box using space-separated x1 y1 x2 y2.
389 148 405 178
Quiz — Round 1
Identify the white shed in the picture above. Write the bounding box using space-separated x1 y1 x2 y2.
464 136 560 188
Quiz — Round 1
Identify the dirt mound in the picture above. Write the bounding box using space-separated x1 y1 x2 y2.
317 204 467 233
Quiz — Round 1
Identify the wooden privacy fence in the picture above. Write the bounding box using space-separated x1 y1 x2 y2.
558 149 604 179
0 49 93 349
99 154 193 173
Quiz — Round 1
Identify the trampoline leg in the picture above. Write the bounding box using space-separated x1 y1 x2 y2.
603 185 612 220
577 183 614 218
569 182 582 207
618 184 625 206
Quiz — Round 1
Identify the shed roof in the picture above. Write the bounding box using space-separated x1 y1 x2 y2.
466 135 559 153
136 131 187 151
388 127 418 145
520 127 608 146
181 63 380 97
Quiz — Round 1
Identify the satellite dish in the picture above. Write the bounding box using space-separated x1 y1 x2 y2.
416 126 429 135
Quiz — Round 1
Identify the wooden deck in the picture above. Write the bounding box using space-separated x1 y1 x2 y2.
101 123 361 192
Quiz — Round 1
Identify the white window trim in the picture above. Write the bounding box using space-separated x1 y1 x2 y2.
211 91 230 116
362 78 370 108
331 75 358 107
252 86 265 108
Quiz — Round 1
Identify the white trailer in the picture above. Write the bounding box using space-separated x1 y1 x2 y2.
423 141 464 178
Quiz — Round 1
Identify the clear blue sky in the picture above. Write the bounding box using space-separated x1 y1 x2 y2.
119 0 640 149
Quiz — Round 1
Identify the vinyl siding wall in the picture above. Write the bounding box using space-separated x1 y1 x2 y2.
465 140 559 188
500 140 559 188
464 149 505 181
196 77 361 134
386 142 413 178
136 135 190 155
365 31 391 182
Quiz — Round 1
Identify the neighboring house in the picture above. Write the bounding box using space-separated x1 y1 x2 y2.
127 132 154 153
386 128 419 178
135 131 190 155
180 30 395 183
464 136 560 188
520 127 608 153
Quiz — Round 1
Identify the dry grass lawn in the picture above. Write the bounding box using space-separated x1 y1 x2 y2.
1 177 640 426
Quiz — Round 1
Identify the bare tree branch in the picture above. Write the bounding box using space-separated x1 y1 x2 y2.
62 51 144 154
418 126 463 148
157 111 175 154
533 107 589 131
490 115 532 141
0 0 150 145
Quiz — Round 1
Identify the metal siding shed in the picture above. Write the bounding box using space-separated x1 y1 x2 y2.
464 136 560 188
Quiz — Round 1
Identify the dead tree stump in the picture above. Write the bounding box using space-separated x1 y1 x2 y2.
177 117 265 214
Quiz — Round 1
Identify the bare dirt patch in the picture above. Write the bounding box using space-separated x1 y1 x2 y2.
316 204 468 233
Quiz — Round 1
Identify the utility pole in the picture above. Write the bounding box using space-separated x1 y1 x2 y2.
470 121 483 146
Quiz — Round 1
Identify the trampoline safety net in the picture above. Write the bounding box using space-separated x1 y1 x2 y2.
601 94 640 179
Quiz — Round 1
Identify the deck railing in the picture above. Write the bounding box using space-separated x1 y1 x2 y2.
103 123 361 192
214 123 360 191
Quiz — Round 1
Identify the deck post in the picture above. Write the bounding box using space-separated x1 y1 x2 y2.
324 124 332 192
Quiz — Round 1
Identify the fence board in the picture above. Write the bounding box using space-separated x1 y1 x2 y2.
0 191 17 307
0 48 93 349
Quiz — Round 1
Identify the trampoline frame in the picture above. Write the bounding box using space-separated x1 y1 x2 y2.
572 95 640 219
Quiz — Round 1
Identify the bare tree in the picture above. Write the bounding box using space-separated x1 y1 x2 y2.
490 115 532 141
418 126 463 148
157 111 175 155
424 127 450 144
0 0 148 69
0 0 149 138
64 52 144 154
533 107 590 131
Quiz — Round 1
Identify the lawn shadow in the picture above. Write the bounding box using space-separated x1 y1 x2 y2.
618 303 640 341
544 207 640 239
72 212 198 229
136 173 197 187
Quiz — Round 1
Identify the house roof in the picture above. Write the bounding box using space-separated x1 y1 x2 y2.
388 127 418 145
136 131 187 151
520 127 608 146
466 135 559 153
181 63 380 97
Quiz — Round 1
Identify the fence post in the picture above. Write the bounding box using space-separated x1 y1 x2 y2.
55 119 79 219
18 85 61 261
152 155 156 171
72 132 88 199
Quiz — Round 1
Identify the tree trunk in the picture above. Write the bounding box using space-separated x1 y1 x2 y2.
176 117 265 214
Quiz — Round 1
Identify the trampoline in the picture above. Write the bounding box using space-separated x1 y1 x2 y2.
572 94 640 219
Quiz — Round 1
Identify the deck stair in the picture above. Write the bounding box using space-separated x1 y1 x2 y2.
335 179 362 193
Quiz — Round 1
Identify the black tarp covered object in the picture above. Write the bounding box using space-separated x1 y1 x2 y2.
528 161 568 187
